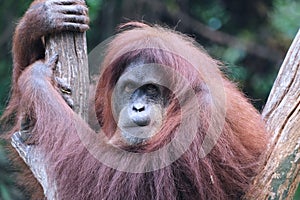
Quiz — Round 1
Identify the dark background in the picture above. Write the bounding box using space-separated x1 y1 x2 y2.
0 0 299 199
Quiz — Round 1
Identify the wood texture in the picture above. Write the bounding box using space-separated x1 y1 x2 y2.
244 29 300 200
45 32 89 121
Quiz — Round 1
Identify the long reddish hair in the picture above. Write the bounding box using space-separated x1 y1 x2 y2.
89 22 268 199
2 22 268 199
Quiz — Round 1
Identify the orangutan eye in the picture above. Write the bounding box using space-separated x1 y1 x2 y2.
145 84 159 95
124 83 135 93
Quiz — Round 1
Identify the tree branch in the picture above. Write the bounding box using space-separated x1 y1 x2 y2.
45 31 89 121
244 29 300 199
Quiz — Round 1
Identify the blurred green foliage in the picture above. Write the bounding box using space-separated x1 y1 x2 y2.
271 0 300 39
191 1 229 30
0 140 23 200
0 61 11 114
86 0 104 22
0 0 299 199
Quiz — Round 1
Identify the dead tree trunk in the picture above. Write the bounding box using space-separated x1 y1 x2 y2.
45 31 89 121
244 29 300 199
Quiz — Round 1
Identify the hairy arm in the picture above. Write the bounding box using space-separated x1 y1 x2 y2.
12 0 89 85
2 0 89 124
13 56 98 199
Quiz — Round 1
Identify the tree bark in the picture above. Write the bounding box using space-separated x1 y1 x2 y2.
45 32 89 121
244 29 300 199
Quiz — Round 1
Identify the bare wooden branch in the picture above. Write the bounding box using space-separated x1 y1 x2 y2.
244 29 300 199
11 131 59 199
45 32 89 121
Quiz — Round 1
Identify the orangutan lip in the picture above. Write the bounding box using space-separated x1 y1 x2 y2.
122 123 152 129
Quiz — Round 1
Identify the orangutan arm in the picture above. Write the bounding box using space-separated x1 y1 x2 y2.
12 0 89 85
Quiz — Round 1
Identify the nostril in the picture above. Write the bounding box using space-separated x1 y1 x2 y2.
132 103 145 112
133 106 145 112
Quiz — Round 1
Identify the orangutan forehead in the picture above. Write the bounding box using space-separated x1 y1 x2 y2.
122 62 169 85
